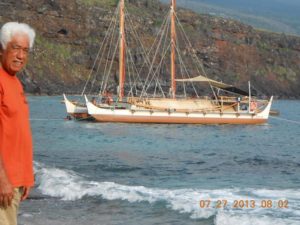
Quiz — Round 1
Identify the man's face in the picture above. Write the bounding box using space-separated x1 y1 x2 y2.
0 34 30 75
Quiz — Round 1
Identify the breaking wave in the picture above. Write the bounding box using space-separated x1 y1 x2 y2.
34 162 300 225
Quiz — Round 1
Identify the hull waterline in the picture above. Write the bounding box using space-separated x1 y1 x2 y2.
86 96 273 125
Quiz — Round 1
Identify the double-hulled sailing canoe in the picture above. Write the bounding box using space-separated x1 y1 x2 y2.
64 0 273 124
84 0 273 124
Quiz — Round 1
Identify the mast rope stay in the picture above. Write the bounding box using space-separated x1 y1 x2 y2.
98 7 120 95
139 12 171 98
174 12 219 101
143 11 173 98
81 3 120 96
124 7 167 98
270 116 300 125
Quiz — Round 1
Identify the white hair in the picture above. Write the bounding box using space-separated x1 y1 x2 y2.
0 22 36 50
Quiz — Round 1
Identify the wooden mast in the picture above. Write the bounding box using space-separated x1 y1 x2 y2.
170 0 176 99
119 0 126 101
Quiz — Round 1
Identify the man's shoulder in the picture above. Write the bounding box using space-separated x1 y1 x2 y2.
0 68 7 83
0 70 6 91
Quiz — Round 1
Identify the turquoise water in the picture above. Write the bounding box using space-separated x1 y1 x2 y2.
19 97 300 225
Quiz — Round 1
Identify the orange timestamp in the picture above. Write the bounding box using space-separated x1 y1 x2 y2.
199 199 289 209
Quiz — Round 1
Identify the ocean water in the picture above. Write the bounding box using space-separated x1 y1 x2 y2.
19 96 300 225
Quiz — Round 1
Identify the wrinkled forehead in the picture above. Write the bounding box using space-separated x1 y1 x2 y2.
9 33 30 48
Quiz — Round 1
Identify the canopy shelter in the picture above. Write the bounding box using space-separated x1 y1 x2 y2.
176 75 251 96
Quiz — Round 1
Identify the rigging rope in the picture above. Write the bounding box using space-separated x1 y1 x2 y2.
100 38 120 95
81 4 120 96
139 12 171 98
174 36 199 98
270 116 300 125
125 7 170 98
98 10 119 94
30 119 62 121
144 44 171 96
174 12 219 102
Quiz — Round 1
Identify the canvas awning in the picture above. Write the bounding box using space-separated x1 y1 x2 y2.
176 75 250 96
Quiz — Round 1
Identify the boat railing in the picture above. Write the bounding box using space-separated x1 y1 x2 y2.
126 96 270 114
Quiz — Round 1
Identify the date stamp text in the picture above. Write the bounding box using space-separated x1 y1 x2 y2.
199 199 289 209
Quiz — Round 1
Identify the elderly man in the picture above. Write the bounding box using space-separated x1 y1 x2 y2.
0 22 35 225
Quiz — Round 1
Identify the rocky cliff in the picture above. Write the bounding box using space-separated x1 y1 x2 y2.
0 0 299 98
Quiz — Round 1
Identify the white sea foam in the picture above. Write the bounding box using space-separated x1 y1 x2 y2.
252 189 300 200
34 163 300 224
215 212 299 225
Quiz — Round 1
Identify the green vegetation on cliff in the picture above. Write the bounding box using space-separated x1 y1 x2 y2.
77 0 118 7
1 0 299 98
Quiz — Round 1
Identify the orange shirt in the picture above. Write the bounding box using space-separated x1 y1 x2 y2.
0 67 34 187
